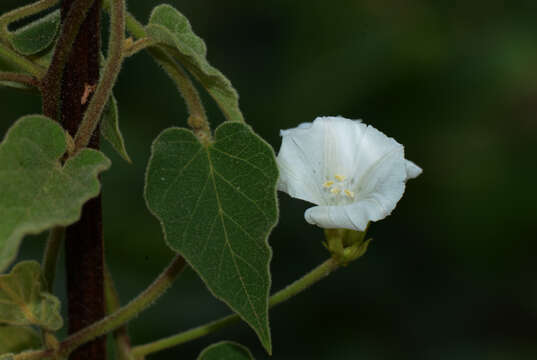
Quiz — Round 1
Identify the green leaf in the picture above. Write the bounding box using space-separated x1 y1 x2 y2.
146 4 244 122
9 10 60 56
198 341 255 360
0 261 62 330
0 354 13 360
0 115 111 272
0 326 41 354
101 95 131 163
145 122 278 353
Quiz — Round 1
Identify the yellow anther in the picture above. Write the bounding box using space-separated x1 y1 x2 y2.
344 189 355 199
323 181 334 188
330 187 341 195
335 174 346 182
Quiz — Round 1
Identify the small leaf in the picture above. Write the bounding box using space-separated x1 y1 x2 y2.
198 341 255 360
101 95 131 163
0 326 41 354
146 4 244 122
145 122 278 353
9 10 60 56
0 115 111 272
0 261 63 330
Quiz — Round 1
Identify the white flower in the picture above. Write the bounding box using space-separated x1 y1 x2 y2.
277 116 422 231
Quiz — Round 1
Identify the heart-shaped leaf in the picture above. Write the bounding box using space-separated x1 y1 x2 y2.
101 95 131 163
145 122 278 353
0 115 111 272
0 261 62 330
9 10 60 56
198 341 254 360
146 4 244 122
0 326 41 354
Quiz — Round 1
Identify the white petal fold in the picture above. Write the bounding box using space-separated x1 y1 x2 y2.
277 116 421 230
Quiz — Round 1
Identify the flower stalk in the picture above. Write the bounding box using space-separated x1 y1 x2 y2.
131 257 340 358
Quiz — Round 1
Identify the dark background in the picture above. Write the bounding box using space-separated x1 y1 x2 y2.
2 1 537 359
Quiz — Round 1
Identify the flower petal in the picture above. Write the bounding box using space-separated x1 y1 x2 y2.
277 123 327 205
305 149 408 231
405 160 422 179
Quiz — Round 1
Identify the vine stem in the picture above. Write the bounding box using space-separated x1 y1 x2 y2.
0 42 46 77
0 71 40 87
41 0 97 120
73 0 125 151
103 0 211 141
130 257 340 358
13 255 186 360
0 0 59 35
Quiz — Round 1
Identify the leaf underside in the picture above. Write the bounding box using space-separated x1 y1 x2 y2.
0 326 41 354
0 261 63 330
101 95 131 163
145 122 278 353
0 115 110 272
197 341 255 360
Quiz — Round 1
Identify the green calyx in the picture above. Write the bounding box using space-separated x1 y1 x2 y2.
323 227 372 265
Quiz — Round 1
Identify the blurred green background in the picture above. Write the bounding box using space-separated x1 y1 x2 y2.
2 0 537 359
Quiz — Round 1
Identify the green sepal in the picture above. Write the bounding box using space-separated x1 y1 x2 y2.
101 94 131 163
0 115 111 272
0 326 41 355
197 341 255 360
0 261 63 330
9 10 60 56
146 4 244 122
145 122 278 353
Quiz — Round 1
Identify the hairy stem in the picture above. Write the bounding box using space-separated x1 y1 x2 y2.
104 1 210 139
0 0 59 35
41 0 97 120
73 0 125 151
0 71 40 87
0 42 46 77
131 258 340 358
13 256 186 360
60 255 186 358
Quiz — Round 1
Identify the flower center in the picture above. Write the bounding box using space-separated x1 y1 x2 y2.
322 174 355 204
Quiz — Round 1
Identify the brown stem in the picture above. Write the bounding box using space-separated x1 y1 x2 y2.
0 71 40 87
57 0 106 359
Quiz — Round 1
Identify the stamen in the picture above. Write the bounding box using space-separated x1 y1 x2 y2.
335 174 346 182
344 189 355 199
330 187 341 195
323 181 334 188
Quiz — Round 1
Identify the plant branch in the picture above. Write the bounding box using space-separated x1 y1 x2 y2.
73 0 125 151
103 1 210 140
131 257 340 358
0 0 59 36
41 0 97 120
13 255 186 360
123 37 156 57
0 42 46 77
0 71 40 87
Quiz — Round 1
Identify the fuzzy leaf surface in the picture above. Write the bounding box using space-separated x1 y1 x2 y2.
0 326 41 354
146 4 244 122
198 341 255 360
0 115 110 272
145 122 278 353
0 261 62 330
9 10 60 56
101 95 131 163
